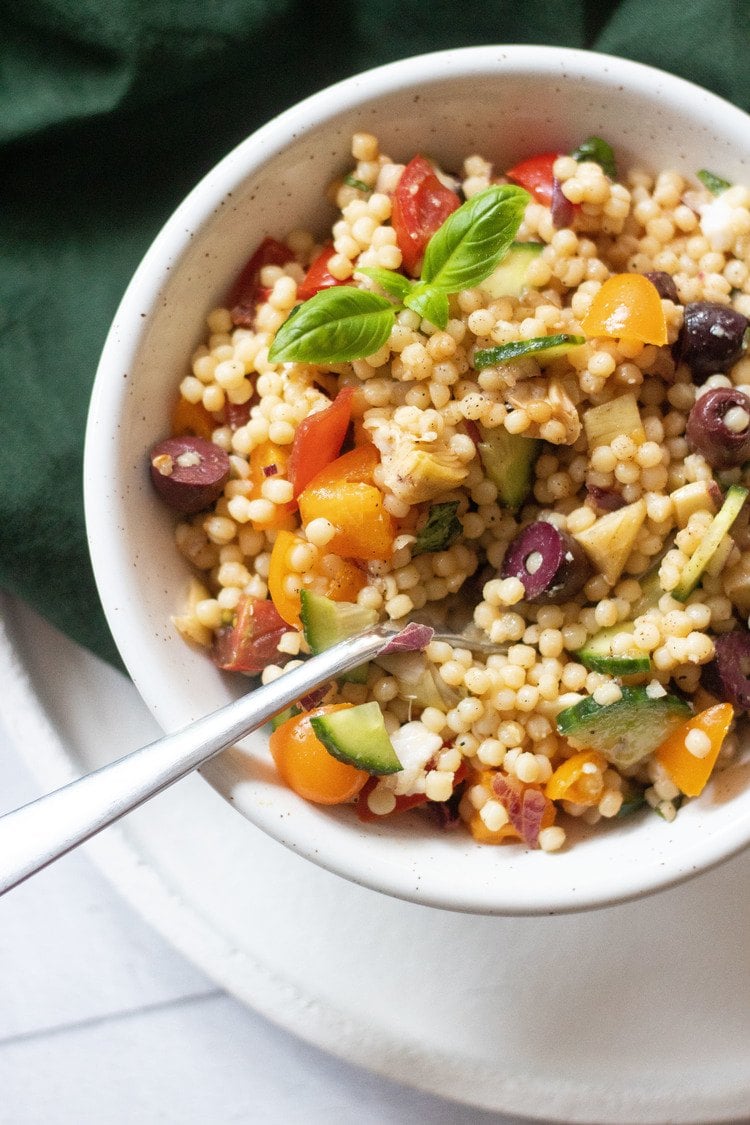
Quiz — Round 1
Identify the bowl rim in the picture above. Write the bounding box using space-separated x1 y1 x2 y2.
85 43 750 915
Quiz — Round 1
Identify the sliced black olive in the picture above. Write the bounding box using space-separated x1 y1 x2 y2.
701 629 750 713
686 386 750 468
501 520 592 603
149 435 231 513
642 271 679 303
677 301 748 382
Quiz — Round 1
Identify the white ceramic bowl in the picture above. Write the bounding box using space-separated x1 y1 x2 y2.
85 44 750 915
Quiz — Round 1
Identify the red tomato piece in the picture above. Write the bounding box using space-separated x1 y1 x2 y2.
391 155 461 276
212 595 290 674
227 237 294 327
288 386 354 499
506 152 561 207
297 243 348 301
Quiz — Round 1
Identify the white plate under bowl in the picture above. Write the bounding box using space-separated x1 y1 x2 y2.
85 45 750 913
2 594 750 1124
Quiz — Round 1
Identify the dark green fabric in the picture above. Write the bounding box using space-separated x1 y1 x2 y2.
1 1 749 666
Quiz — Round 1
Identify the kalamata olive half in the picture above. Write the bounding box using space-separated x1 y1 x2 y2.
686 386 750 468
501 521 592 603
701 629 750 713
677 301 749 382
149 435 230 513
642 271 679 303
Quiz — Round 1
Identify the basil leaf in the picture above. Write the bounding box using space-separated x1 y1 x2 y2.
356 266 414 301
697 168 731 195
571 136 617 179
412 501 462 556
403 284 450 328
420 184 529 294
268 287 394 364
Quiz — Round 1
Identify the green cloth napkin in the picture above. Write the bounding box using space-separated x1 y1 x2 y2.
1 0 748 667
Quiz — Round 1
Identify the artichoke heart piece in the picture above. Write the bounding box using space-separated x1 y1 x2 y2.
366 421 469 505
390 447 469 504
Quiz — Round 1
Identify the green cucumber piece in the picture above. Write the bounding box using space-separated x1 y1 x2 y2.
270 705 301 732
672 484 748 601
300 590 378 684
476 424 540 511
576 566 663 675
310 701 402 774
557 686 691 770
575 623 650 676
478 241 543 298
474 333 585 369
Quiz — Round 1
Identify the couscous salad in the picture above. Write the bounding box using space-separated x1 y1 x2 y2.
149 132 750 851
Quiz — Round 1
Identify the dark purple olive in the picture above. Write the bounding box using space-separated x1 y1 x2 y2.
642 271 680 303
701 629 750 713
686 386 750 468
677 301 749 382
586 484 626 512
501 521 592 603
149 435 230 514
551 178 574 229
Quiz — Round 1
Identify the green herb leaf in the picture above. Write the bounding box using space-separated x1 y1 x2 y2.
356 266 414 301
616 791 647 818
474 333 585 369
344 174 371 193
571 136 616 179
420 184 529 294
268 287 395 364
697 168 731 195
412 501 462 556
403 284 450 328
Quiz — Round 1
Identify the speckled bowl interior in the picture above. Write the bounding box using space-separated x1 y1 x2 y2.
85 45 750 914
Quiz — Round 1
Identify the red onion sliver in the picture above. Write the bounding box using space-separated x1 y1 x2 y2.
299 685 330 710
263 463 279 477
380 622 435 655
551 178 574 229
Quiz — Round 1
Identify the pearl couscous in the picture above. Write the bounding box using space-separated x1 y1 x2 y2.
150 132 750 851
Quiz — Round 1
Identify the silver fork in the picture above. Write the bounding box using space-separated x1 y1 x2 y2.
0 620 496 896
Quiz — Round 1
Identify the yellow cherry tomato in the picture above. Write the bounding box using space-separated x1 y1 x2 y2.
269 703 368 805
545 750 607 806
299 445 395 561
654 703 734 797
580 273 668 345
267 530 366 627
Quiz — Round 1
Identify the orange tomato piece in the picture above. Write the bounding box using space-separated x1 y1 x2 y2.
654 703 734 797
171 395 216 441
298 445 395 561
545 750 607 805
269 703 368 805
268 529 366 627
246 441 297 531
580 273 668 345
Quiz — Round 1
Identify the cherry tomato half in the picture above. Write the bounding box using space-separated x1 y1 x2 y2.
391 155 461 276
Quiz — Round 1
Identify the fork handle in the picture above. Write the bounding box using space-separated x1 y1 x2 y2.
0 626 393 895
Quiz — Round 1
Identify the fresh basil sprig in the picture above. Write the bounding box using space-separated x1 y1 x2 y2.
420 184 529 293
268 183 529 365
